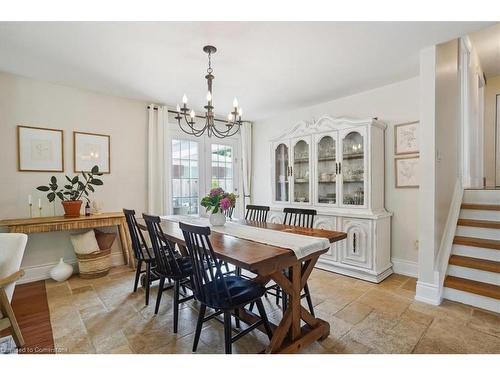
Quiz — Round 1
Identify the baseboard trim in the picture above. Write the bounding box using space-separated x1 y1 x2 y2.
18 252 125 284
391 257 418 277
415 280 442 305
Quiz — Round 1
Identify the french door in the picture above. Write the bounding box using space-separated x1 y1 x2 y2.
168 131 240 217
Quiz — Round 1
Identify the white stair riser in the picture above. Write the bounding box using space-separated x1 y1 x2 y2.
447 265 500 286
443 287 500 313
452 244 500 261
459 209 500 221
463 190 500 204
455 225 500 241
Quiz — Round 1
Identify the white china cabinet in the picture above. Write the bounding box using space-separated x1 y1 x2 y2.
269 117 392 282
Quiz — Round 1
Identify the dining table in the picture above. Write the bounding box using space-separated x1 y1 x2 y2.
150 216 347 354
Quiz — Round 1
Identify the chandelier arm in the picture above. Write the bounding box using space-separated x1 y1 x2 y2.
178 116 206 137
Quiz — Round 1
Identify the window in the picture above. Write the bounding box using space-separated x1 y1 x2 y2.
171 139 199 214
211 144 234 193
168 134 240 217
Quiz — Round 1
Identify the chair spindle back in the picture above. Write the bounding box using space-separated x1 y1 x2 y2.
179 222 231 305
283 208 317 229
245 205 270 222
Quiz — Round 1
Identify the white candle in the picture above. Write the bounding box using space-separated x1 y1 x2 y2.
28 195 32 205
38 198 42 208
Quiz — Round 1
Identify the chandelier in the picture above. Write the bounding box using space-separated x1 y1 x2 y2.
175 45 243 138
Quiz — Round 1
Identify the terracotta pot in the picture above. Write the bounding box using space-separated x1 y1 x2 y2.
62 200 83 218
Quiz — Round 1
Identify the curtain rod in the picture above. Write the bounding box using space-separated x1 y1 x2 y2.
147 105 238 124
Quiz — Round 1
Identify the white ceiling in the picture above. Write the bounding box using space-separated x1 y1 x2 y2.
469 23 500 78
0 22 494 120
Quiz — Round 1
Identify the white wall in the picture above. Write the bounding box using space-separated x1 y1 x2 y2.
484 75 500 186
252 77 420 265
0 72 148 279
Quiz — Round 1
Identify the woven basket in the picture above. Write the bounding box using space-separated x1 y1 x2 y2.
76 248 112 279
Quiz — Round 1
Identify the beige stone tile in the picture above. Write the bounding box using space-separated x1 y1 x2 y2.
345 311 419 353
468 309 500 338
335 301 373 325
401 277 417 292
377 274 410 291
408 300 473 323
46 282 72 299
418 317 500 353
315 299 350 315
330 336 373 354
91 330 132 354
356 289 412 318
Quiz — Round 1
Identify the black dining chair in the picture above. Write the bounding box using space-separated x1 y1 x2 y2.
142 214 194 333
279 208 317 316
123 208 156 306
244 205 270 222
223 207 234 219
179 222 273 354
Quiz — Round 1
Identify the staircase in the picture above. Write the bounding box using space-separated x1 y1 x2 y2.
443 189 500 313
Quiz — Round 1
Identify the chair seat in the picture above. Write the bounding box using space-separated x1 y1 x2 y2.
153 256 192 279
197 276 266 310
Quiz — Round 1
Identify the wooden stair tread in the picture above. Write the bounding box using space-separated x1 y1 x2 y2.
457 219 500 229
461 203 500 211
453 236 500 250
444 276 500 299
449 255 500 273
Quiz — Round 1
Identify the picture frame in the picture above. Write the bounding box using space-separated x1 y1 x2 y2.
395 156 419 188
17 125 64 172
73 131 110 173
394 121 419 155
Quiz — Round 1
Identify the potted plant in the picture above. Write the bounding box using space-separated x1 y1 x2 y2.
37 165 104 218
201 187 237 226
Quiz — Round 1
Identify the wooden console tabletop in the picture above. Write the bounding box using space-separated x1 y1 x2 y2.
0 212 133 267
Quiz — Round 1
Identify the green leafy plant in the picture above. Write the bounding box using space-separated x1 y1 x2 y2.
36 165 104 202
201 187 237 214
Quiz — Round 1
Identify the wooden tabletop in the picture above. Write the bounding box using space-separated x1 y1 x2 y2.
157 217 347 276
0 212 125 226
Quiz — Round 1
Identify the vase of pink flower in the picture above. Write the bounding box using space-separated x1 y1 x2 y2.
201 187 237 226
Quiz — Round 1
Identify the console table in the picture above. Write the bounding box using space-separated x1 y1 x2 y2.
0 212 134 268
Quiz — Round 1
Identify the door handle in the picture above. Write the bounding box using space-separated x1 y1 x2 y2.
338 163 341 174
335 163 338 174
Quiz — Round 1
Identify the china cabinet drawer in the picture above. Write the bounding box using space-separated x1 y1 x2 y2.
339 218 372 269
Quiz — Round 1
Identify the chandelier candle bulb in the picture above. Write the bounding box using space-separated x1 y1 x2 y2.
176 104 181 113
233 97 238 108
182 94 188 104
190 109 195 118
206 91 212 102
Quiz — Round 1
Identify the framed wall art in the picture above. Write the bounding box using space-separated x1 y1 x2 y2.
17 125 64 172
74 131 110 173
394 121 419 155
395 156 419 188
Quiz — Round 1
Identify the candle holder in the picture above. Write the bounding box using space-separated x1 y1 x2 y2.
29 203 33 218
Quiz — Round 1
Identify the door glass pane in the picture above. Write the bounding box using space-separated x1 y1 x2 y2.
172 139 199 215
317 135 336 204
342 131 364 206
274 143 289 202
211 144 234 193
293 140 309 203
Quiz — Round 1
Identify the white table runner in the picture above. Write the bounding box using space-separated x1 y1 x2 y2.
161 215 331 260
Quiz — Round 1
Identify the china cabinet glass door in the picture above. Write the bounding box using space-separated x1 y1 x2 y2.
340 130 366 206
274 142 290 202
316 134 338 205
292 138 311 203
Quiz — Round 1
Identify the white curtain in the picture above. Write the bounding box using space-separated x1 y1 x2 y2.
147 105 169 215
240 122 252 209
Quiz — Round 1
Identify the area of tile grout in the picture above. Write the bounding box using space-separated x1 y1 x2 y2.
44 266 500 354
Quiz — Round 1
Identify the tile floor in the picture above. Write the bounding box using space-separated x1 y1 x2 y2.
44 266 500 354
